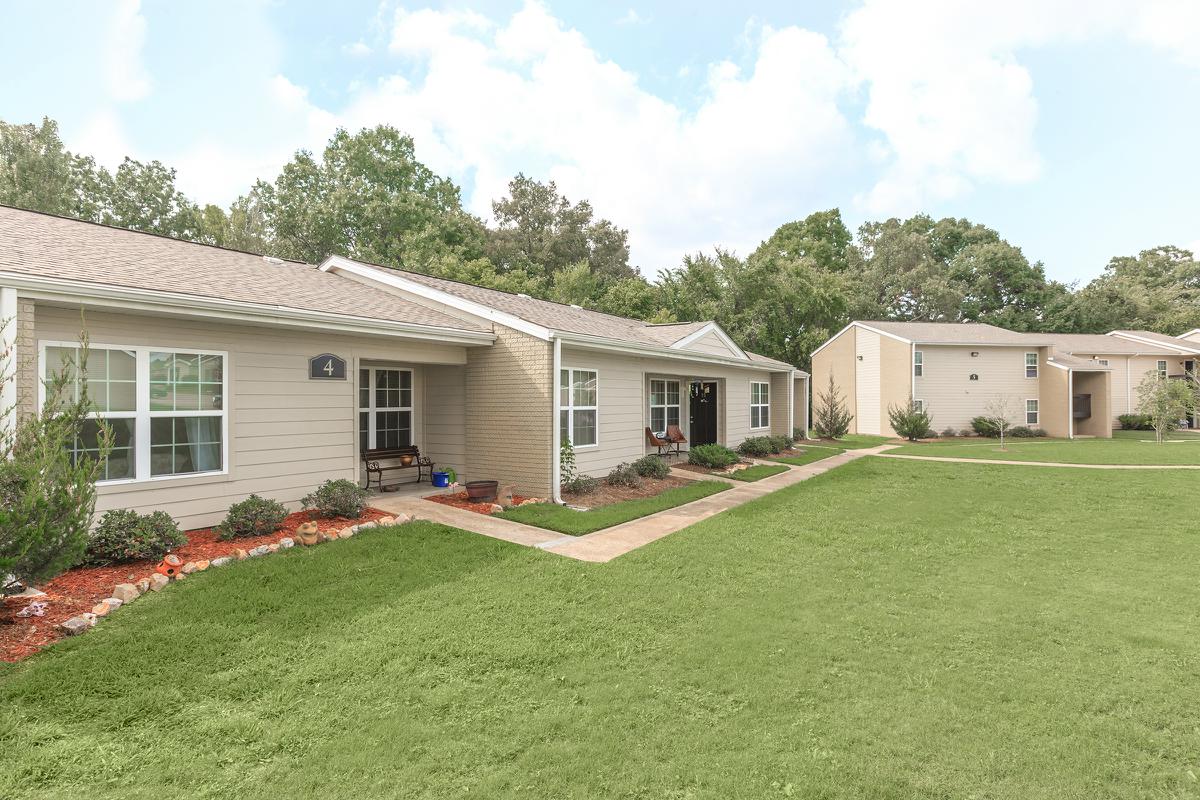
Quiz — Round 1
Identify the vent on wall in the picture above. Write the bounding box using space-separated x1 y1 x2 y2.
969 373 979 381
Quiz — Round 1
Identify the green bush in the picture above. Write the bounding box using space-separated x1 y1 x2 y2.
302 479 368 519
632 454 671 479
689 443 740 469
87 509 186 565
605 462 642 488
970 416 1002 437
1118 413 1153 431
737 436 776 457
888 400 934 441
562 474 599 495
1009 426 1048 438
217 494 288 540
768 434 794 453
792 427 804 441
941 427 957 438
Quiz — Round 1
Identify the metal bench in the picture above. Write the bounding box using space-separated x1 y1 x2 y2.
361 445 433 491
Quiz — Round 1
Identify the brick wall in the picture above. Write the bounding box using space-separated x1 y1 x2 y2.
15 298 35 419
464 324 554 497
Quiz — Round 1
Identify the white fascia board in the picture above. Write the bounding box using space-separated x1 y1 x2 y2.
556 331 792 372
669 321 749 360
913 341 1056 348
0 271 496 345
1107 330 1200 355
320 255 552 341
1045 360 1071 372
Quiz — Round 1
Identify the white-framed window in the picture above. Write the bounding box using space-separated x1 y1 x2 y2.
1026 399 1039 425
560 368 598 447
1025 352 1038 378
42 343 227 484
750 381 770 429
913 399 925 413
1095 358 1110 367
649 379 681 435
359 368 413 451
1157 360 1168 378
913 350 923 377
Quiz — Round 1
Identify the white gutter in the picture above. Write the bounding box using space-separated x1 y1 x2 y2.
0 271 496 345
551 335 562 504
1 287 16 443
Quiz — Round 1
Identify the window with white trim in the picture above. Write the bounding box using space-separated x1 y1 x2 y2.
1095 358 1110 366
1157 360 1168 378
359 368 413 451
913 350 923 377
43 344 226 483
1026 399 1039 425
560 368 598 447
913 399 925 413
1025 352 1038 378
649 379 680 435
750 381 770 429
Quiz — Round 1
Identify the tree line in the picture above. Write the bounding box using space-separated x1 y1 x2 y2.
3 116 1198 369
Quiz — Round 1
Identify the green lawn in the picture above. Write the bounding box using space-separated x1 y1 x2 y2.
769 445 845 466
497 480 729 535
809 432 894 449
728 463 789 481
4 459 1200 798
888 428 1200 465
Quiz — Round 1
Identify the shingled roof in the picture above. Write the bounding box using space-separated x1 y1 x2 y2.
0 205 489 334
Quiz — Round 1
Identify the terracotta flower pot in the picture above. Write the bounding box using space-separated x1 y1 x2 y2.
400 454 414 466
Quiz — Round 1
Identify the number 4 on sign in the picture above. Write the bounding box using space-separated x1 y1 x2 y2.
323 358 335 376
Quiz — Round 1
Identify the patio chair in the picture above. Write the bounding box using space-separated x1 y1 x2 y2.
645 427 679 457
665 424 688 455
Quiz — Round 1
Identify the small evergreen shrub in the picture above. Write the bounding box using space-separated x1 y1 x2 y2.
813 375 853 438
217 494 288 540
941 427 957 438
562 474 599 495
689 443 740 469
1009 426 1048 438
302 479 368 519
737 436 776 457
792 427 804 441
632 454 671 479
970 416 1002 437
605 462 642 488
1118 413 1153 431
888 400 934 441
87 509 186 565
768 434 794 453
958 428 975 438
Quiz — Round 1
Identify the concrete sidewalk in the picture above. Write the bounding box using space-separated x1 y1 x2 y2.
370 446 885 563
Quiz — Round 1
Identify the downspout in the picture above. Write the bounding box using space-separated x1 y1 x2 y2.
551 334 562 505
0 287 17 445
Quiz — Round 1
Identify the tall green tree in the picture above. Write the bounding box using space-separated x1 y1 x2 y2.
0 117 107 220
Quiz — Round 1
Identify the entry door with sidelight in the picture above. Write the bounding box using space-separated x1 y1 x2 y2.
359 368 413 450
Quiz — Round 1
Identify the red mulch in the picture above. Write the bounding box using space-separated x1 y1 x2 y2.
425 491 533 515
0 507 390 663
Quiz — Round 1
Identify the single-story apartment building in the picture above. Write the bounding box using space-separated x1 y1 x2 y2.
0 205 808 529
811 320 1200 438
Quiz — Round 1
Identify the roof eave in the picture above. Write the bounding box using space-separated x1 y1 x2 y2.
555 330 796 372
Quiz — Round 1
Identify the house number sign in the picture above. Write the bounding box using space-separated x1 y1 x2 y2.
309 354 347 380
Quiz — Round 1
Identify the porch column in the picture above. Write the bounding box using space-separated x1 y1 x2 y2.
1 287 16 442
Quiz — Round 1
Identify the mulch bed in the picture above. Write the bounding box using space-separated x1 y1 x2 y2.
562 475 692 510
0 507 390 663
425 491 533 515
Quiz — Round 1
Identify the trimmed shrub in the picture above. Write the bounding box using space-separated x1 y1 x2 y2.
792 427 804 441
689 443 740 469
737 436 776 457
87 509 186 565
1118 413 1153 431
632 454 671 479
217 494 288 540
562 475 599 495
970 416 1002 437
768 434 794 453
302 479 368 519
888 400 934 441
941 427 957 438
958 428 975 438
605 462 642 488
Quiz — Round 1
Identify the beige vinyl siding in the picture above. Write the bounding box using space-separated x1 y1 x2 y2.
33 304 471 530
423 364 467 477
561 345 781 477
681 330 740 358
854 328 881 435
912 345 1040 433
810 325 857 434
1073 371 1112 437
465 324 554 498
1040 363 1071 437
878 335 911 436
769 371 791 437
792 375 809 436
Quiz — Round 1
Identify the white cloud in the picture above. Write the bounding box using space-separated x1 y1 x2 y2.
73 110 134 170
102 0 151 102
616 9 647 26
343 40 372 57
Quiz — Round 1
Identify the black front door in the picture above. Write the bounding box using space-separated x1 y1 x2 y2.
689 381 718 446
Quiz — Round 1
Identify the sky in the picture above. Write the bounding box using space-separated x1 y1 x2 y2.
2 0 1199 285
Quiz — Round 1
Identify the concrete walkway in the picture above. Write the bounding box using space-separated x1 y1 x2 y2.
874 453 1200 470
370 446 886 563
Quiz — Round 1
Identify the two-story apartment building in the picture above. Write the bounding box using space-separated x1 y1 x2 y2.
811 321 1199 438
